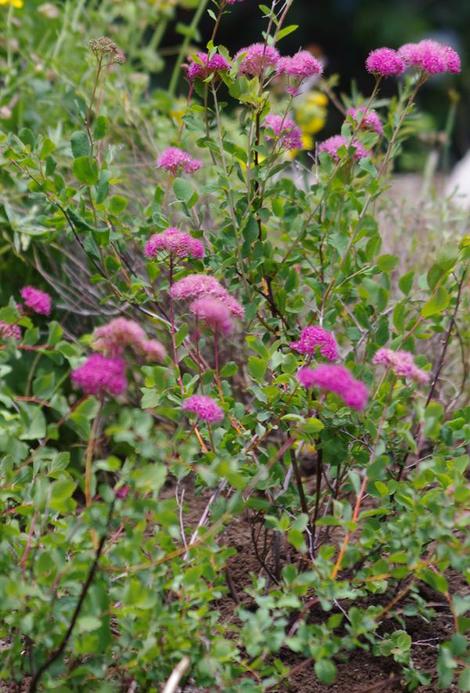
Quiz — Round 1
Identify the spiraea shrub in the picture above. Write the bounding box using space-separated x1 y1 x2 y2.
0 1 469 690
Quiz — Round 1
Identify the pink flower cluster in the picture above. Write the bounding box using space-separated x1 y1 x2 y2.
290 326 339 361
186 52 230 81
0 321 21 341
366 48 405 77
373 348 429 383
71 354 127 397
182 394 224 423
276 50 323 80
92 317 166 361
20 286 52 316
144 227 205 260
236 43 280 76
297 364 368 411
226 0 244 4
263 114 302 151
190 296 233 334
157 147 202 175
347 106 383 136
170 274 244 318
319 135 369 161
399 40 461 75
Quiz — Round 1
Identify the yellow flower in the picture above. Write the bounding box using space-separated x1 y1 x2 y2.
0 0 23 7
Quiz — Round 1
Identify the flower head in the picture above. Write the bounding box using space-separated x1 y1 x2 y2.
263 114 303 150
276 51 322 80
71 354 127 396
92 317 166 362
236 43 280 76
170 274 244 318
182 394 224 423
319 135 369 161
190 297 233 334
297 364 368 411
0 0 24 8
0 321 21 341
373 348 429 383
157 147 202 175
186 51 231 80
346 106 383 136
366 48 405 77
145 227 205 260
290 326 339 361
398 39 461 75
20 286 52 316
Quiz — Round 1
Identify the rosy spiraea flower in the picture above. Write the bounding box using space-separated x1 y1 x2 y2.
92 317 166 362
297 364 368 411
20 286 52 316
276 50 323 80
0 320 21 341
170 274 244 318
319 135 370 161
157 147 202 175
144 227 205 260
373 348 429 384
190 296 233 334
182 394 224 423
71 354 127 396
235 43 280 76
290 326 339 361
186 51 230 80
366 48 405 77
346 106 383 136
398 40 461 75
263 114 303 151
226 0 244 4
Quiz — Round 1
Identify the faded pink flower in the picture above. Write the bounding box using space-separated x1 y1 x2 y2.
170 274 244 318
290 326 339 361
190 296 233 334
347 106 383 136
373 348 429 383
236 43 280 76
157 147 202 175
182 394 224 423
263 114 303 150
0 321 21 341
226 0 244 3
144 227 205 260
20 286 52 316
186 51 231 80
398 40 461 75
319 135 370 161
366 48 405 77
297 364 368 411
93 317 166 362
276 51 322 79
71 354 127 396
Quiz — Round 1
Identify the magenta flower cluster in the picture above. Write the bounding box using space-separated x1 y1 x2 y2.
290 326 339 361
71 354 127 397
92 317 166 362
170 274 244 318
297 364 368 411
263 114 303 151
373 348 429 383
145 227 205 260
276 50 322 80
366 40 461 78
347 106 383 136
186 52 230 81
236 43 280 76
0 321 21 341
319 135 369 161
182 394 224 424
157 147 202 175
20 286 52 316
190 296 233 334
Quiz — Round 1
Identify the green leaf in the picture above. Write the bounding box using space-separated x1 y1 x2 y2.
421 287 450 318
71 131 91 158
93 115 108 140
109 195 128 214
173 178 194 204
73 156 99 185
132 463 167 493
377 254 398 272
315 659 337 685
276 24 298 41
248 356 267 381
398 271 414 295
